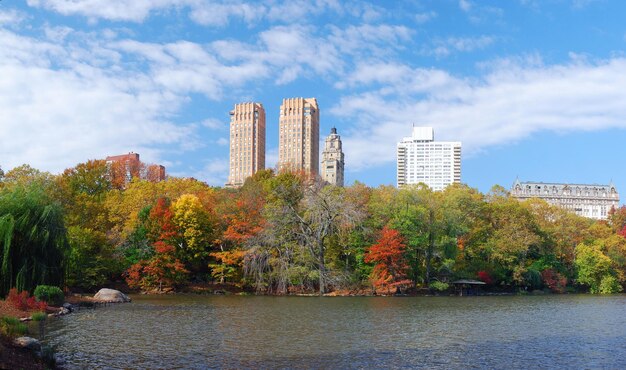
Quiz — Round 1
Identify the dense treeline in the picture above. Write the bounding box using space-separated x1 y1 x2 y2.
0 161 625 296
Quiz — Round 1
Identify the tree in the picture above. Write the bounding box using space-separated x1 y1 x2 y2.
62 160 111 197
2 165 55 191
575 242 622 294
245 174 363 295
172 194 215 265
65 226 120 291
124 197 188 291
364 226 411 293
483 191 541 286
0 185 67 296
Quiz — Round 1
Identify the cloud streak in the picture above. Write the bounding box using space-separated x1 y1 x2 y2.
332 57 626 171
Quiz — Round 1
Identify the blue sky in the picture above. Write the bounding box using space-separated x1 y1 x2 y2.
1 0 626 202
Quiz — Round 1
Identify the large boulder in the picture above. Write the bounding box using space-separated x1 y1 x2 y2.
13 337 41 351
93 288 131 303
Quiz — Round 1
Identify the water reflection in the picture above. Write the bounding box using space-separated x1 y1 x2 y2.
45 294 626 369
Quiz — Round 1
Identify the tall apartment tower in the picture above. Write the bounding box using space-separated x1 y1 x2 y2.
226 102 266 187
321 127 345 186
277 97 319 175
397 127 461 191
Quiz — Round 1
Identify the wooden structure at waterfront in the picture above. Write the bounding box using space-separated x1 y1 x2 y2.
451 279 486 296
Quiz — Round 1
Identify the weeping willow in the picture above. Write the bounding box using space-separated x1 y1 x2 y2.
0 185 68 297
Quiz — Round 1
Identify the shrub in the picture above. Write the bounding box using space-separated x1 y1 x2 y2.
31 312 48 322
599 275 623 294
541 269 567 293
429 281 450 292
7 288 47 311
477 271 493 285
34 285 64 306
0 316 28 338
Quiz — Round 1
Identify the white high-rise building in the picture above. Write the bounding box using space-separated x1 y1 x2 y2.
321 127 344 186
397 127 461 190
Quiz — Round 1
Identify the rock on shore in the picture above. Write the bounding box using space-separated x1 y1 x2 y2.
13 337 41 352
93 288 131 303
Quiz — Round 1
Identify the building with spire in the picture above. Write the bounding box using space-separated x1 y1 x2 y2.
226 102 266 187
321 127 344 186
510 179 619 220
277 97 319 175
396 126 461 191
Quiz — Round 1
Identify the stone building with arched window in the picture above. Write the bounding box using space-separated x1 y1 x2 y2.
510 179 619 220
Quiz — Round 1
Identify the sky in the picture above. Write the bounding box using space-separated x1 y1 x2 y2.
1 0 626 202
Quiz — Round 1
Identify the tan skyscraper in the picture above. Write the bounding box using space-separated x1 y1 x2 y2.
321 127 344 186
226 102 266 187
277 97 319 175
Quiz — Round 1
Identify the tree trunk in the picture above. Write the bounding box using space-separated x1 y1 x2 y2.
426 209 435 284
318 240 325 296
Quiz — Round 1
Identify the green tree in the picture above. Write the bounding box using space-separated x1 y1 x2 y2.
483 187 541 286
575 242 622 294
66 226 120 291
0 185 68 296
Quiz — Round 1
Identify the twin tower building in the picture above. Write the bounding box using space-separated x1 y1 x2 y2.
226 98 344 188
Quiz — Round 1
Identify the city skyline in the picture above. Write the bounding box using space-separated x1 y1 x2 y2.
1 1 626 202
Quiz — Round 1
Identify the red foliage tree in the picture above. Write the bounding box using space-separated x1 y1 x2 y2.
364 226 412 293
477 270 494 285
125 197 188 291
619 225 626 239
541 269 567 293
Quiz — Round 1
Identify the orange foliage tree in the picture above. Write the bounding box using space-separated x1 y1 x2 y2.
365 226 412 293
125 197 188 291
210 187 266 284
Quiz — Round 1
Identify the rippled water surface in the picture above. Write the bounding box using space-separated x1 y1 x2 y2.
45 294 626 369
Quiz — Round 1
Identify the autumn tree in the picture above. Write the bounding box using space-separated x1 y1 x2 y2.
483 186 541 286
245 174 363 295
172 193 216 271
55 160 122 289
365 226 411 293
1 165 56 193
211 179 267 284
575 241 622 294
125 197 188 291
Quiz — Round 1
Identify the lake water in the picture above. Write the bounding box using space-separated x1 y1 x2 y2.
44 294 626 369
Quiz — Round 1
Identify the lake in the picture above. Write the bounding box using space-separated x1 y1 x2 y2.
44 294 626 369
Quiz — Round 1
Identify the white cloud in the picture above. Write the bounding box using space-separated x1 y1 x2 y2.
26 0 367 27
425 35 495 57
0 26 192 174
27 0 181 23
202 118 226 130
212 25 343 84
331 57 626 171
217 137 228 146
197 158 229 186
188 1 264 26
328 24 413 58
0 8 27 26
459 0 472 12
415 11 437 24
